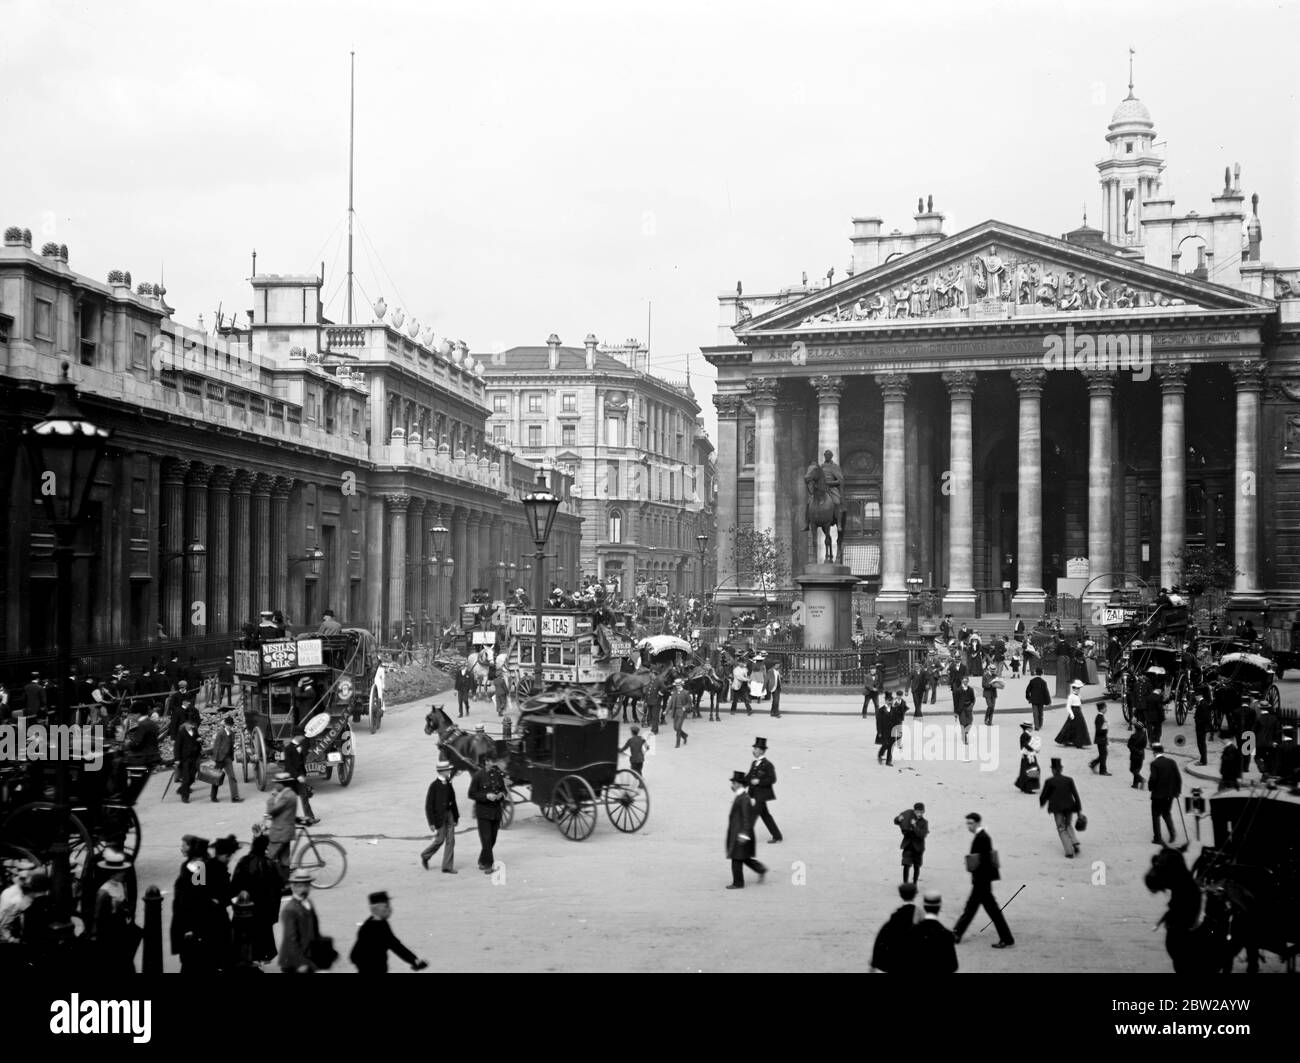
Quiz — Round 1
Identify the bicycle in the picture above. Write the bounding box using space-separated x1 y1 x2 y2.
288 818 348 889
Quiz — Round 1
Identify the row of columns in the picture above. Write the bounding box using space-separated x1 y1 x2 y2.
719 359 1266 607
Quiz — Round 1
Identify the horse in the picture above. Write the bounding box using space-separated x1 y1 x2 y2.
804 464 847 565
605 670 656 722
683 663 726 717
423 703 498 778
466 646 494 700
1145 845 1238 974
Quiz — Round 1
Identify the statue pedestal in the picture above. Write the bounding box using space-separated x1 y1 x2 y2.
796 564 858 648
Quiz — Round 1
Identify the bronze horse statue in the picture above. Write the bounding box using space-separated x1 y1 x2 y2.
804 463 847 564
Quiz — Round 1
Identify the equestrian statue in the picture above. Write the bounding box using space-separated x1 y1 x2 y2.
804 449 848 565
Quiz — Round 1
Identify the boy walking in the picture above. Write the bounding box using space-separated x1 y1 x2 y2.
894 802 929 884
1089 702 1112 775
619 725 648 776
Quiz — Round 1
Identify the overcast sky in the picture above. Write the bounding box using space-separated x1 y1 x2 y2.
6 0 1298 442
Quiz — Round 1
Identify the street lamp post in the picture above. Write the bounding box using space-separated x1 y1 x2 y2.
521 469 561 692
22 363 110 925
906 567 923 632
696 533 710 598
429 525 449 635
289 547 326 577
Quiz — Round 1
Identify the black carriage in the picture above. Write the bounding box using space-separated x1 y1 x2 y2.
494 689 649 841
235 633 360 791
1215 652 1281 713
1111 641 1197 726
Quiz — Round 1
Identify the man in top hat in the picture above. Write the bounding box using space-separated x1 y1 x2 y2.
279 869 324 973
1147 742 1182 844
420 757 459 873
910 890 959 974
174 717 202 803
747 738 783 844
318 610 343 636
282 730 319 825
726 770 768 889
350 892 429 974
266 772 299 882
210 716 243 804
216 656 235 709
1039 758 1083 858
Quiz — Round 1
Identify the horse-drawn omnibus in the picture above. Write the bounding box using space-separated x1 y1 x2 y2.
505 609 633 699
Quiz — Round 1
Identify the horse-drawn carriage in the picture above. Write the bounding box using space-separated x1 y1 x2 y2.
448 601 505 657
505 609 633 701
426 689 649 841
235 631 367 791
1213 652 1281 713
1110 641 1196 726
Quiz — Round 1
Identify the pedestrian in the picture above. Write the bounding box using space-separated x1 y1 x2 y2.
747 737 783 843
1039 758 1083 858
875 692 893 764
454 667 472 718
350 891 429 973
619 725 648 778
862 661 882 719
883 694 906 767
894 802 928 884
1015 723 1041 793
174 718 201 803
1088 702 1112 775
210 716 244 803
951 813 1014 949
231 833 281 963
870 882 921 973
1147 743 1181 845
265 772 298 883
642 672 664 733
1218 736 1242 791
767 658 783 718
468 756 507 873
926 655 940 705
1142 674 1164 744
420 757 460 873
1193 693 1212 766
1025 666 1050 732
216 657 235 708
910 890 959 974
669 679 691 747
171 835 217 973
278 869 329 974
282 731 319 825
493 669 509 717
910 663 927 719
981 665 999 725
730 659 752 715
954 676 975 747
725 770 767 889
318 610 343 636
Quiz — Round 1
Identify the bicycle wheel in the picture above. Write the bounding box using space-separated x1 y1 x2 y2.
290 836 347 889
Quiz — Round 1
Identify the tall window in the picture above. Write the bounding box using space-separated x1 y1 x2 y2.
528 394 543 413
493 423 506 442
1186 483 1206 541
606 416 624 447
492 394 508 413
605 461 620 497
34 298 53 340
561 424 576 447
562 393 577 412
608 508 623 544
131 331 148 369
528 425 542 447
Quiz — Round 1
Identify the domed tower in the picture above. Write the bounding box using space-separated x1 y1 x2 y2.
1096 51 1165 254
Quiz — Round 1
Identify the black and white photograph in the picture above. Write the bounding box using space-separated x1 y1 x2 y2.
1 0 1298 1034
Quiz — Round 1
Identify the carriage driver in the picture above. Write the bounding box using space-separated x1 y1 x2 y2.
805 450 843 531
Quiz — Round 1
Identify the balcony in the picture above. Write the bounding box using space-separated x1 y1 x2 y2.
325 327 367 350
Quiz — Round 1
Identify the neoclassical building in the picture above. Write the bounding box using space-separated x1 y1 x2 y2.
0 233 579 660
704 82 1300 629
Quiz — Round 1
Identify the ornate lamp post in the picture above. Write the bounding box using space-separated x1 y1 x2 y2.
162 540 207 565
521 469 561 691
289 546 326 577
906 567 923 632
21 363 110 922
695 533 710 597
429 524 449 633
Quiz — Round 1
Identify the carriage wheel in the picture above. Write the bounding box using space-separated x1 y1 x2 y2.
1173 676 1190 726
2 803 94 915
500 793 515 830
237 731 252 784
604 769 650 833
370 693 383 734
98 805 142 862
253 728 269 792
552 776 598 841
515 675 538 703
337 755 355 787
1266 684 1281 712
539 801 556 822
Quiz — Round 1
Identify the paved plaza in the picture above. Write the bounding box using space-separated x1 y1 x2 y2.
134 676 1297 973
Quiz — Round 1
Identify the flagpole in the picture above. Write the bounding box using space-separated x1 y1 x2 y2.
347 50 356 325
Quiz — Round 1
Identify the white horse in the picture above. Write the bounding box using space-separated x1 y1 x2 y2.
467 646 493 699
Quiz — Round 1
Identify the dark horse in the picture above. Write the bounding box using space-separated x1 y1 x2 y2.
805 464 847 564
423 703 497 777
1144 845 1234 973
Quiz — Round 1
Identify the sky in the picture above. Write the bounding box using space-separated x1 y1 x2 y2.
5 0 1298 443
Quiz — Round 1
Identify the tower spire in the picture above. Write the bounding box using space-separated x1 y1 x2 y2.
1127 46 1135 99
346 50 356 325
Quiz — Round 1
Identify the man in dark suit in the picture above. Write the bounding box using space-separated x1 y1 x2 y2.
468 758 506 873
1147 743 1181 844
209 716 243 803
1143 678 1164 744
420 758 459 873
349 892 427 973
951 813 1014 949
862 663 882 719
1088 702 1111 775
216 657 235 709
909 664 928 719
454 667 473 718
282 732 319 825
870 882 920 972
876 695 893 764
1024 666 1051 732
174 719 202 804
882 695 907 767
726 770 767 889
948 655 969 717
278 869 323 973
981 666 999 726
910 890 959 974
1193 693 1213 766
1039 758 1083 857
747 738 782 842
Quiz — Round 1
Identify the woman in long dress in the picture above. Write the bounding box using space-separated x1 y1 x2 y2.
1054 679 1092 748
1015 725 1041 792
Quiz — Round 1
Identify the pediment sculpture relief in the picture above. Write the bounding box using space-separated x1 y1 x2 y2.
800 245 1192 325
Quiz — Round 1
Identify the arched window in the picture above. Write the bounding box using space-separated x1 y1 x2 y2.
608 508 623 545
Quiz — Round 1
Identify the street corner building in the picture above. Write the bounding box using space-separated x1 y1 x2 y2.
703 79 1300 641
0 246 581 670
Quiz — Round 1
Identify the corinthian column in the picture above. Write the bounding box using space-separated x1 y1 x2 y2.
250 474 273 615
185 464 211 636
160 458 189 638
208 467 234 634
1158 364 1189 591
467 512 484 598
451 507 469 607
1230 361 1267 601
1084 371 1115 602
407 496 426 635
712 394 743 593
942 371 976 612
749 378 779 541
229 471 252 629
1011 369 1046 610
386 493 410 639
812 375 844 465
270 476 292 617
876 373 910 602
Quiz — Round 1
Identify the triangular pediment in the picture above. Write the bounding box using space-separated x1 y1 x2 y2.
736 220 1273 335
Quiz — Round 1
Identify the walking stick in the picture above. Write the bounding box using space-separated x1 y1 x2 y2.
980 884 1026 933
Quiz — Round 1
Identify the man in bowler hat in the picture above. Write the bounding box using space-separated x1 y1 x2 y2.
350 891 429 973
910 891 959 974
726 771 767 889
747 738 783 843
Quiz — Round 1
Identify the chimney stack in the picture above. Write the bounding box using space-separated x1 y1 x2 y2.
584 333 598 371
547 333 561 372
